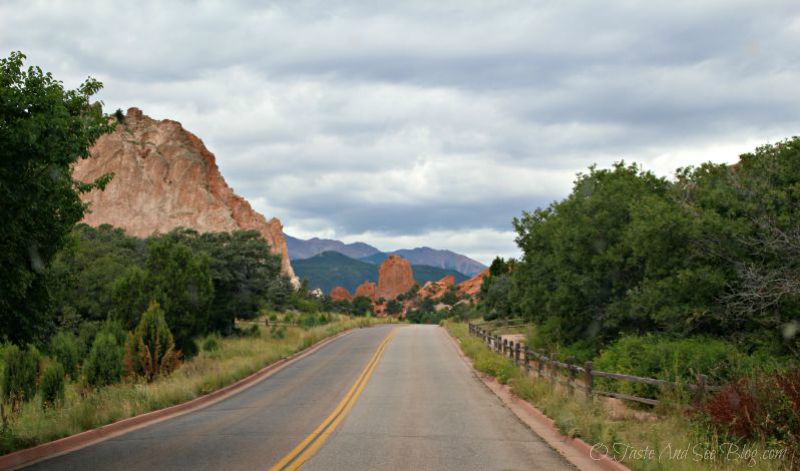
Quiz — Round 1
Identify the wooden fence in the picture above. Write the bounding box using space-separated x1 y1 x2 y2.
468 322 722 406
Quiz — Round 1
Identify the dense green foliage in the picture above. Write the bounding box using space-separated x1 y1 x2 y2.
83 332 123 387
49 224 291 357
48 332 80 379
0 52 114 344
39 361 65 407
51 225 146 330
593 335 743 397
351 296 374 316
201 334 220 352
1 345 40 408
123 302 179 382
386 299 403 315
164 229 283 332
498 140 800 364
292 251 468 293
141 236 213 357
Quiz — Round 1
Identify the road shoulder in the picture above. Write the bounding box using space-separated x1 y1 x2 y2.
441 326 630 471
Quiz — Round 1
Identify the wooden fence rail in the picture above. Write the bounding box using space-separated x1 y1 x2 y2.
467 322 721 406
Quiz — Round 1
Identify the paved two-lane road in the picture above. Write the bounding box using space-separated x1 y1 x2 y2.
24 325 572 471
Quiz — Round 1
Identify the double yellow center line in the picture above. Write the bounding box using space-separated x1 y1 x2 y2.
269 328 398 471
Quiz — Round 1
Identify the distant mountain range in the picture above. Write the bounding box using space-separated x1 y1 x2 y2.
293 251 469 294
285 235 486 277
285 235 381 261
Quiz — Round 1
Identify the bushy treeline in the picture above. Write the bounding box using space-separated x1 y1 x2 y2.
0 224 297 414
47 224 292 356
483 138 800 364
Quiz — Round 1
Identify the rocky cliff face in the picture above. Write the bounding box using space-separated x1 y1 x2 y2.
354 281 377 300
420 275 455 300
329 286 352 302
457 268 489 298
73 107 297 283
376 255 415 300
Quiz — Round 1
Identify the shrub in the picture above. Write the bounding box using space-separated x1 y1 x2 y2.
386 300 403 315
123 302 180 382
299 313 318 329
99 319 128 347
1 345 40 409
593 334 742 398
270 325 286 340
83 332 123 387
698 368 800 459
77 321 100 356
474 352 520 385
202 335 220 352
49 332 80 379
39 361 65 408
290 292 319 313
246 324 261 338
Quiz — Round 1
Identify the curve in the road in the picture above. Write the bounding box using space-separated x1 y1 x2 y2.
20 325 397 471
17 324 574 471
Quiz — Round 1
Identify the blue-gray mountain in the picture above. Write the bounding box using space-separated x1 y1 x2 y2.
286 235 486 277
293 251 469 294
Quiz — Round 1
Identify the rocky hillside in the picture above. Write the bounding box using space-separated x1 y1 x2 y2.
286 235 485 277
361 247 485 277
72 107 297 283
293 251 467 294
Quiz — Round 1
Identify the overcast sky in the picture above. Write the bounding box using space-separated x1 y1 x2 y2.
3 1 799 264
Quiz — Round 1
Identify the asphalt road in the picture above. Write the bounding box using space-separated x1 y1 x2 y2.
25 325 572 471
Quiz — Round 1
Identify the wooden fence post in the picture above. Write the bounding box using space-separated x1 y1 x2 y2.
566 356 576 395
584 361 594 398
524 348 531 374
537 349 545 378
694 374 707 405
514 343 521 367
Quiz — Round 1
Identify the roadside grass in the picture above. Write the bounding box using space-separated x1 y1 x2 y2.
445 321 787 471
0 315 392 455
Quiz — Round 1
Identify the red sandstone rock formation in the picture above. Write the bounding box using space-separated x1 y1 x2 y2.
329 286 352 302
376 255 415 300
72 107 297 284
420 275 456 300
354 281 377 300
458 268 489 298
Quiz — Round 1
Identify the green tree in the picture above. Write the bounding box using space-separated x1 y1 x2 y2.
83 332 123 387
167 229 282 333
351 296 373 316
513 163 671 345
1 345 40 410
0 52 114 343
39 360 65 408
110 265 151 330
123 301 179 382
386 299 403 315
145 236 213 357
49 331 80 379
50 224 145 327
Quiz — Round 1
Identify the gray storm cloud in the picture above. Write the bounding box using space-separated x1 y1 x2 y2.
2 0 799 263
